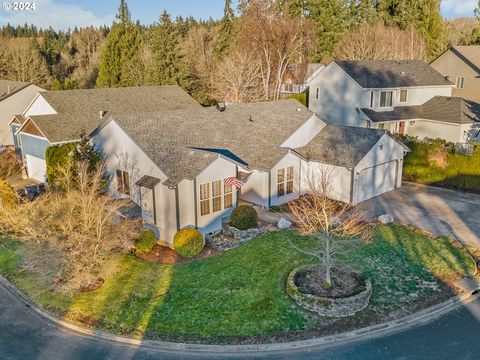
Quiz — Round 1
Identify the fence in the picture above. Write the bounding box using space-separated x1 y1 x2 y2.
455 142 474 157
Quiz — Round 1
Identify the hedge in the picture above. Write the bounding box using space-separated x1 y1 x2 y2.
173 228 204 258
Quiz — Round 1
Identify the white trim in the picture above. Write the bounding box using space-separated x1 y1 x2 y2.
21 92 41 116
305 65 326 85
17 130 52 145
15 117 49 140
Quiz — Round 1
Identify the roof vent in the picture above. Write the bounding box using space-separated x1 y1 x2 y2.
6 86 10 94
296 108 302 112
216 102 226 112
99 110 107 119
248 116 254 122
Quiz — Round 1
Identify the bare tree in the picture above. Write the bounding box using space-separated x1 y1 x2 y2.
333 22 427 61
288 167 372 286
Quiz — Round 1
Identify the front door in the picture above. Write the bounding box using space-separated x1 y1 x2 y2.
140 187 156 224
398 121 405 135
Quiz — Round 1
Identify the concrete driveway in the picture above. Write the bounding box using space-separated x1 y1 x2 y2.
362 182 480 248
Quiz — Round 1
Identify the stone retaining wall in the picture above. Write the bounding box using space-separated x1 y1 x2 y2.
287 265 373 317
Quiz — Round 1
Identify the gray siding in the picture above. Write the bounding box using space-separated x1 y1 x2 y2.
19 134 49 160
11 124 20 150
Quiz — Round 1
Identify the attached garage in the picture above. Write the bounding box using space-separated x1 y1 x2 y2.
293 125 409 205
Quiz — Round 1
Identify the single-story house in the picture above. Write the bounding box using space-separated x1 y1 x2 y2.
0 80 44 147
10 85 201 182
92 100 408 243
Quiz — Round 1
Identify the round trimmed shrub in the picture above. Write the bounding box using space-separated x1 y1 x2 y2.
174 228 204 258
135 229 157 255
231 205 258 230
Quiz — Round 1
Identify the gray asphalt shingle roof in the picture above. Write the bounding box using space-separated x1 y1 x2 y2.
0 80 31 101
294 125 388 168
111 100 313 184
361 96 480 124
335 60 453 89
28 85 201 143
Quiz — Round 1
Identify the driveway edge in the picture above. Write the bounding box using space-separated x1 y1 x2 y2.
0 274 477 354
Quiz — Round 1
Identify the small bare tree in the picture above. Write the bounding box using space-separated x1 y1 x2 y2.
289 167 372 286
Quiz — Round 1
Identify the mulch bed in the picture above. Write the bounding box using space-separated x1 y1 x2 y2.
136 244 224 265
294 267 365 298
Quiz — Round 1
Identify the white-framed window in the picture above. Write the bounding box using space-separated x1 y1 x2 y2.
277 166 294 197
224 184 233 209
200 183 210 216
456 76 465 89
116 170 130 195
379 91 393 107
370 91 374 107
212 180 222 213
285 84 294 93
400 89 408 103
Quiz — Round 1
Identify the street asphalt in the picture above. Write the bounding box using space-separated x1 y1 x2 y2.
1 283 480 360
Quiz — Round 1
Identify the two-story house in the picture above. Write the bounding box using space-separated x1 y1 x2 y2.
308 60 480 143
430 46 480 103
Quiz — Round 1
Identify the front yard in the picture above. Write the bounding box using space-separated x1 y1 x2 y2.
0 225 477 344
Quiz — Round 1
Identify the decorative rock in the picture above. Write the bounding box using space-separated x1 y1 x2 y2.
378 214 394 224
278 217 292 230
206 221 273 250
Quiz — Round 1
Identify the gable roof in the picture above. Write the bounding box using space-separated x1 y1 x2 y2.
334 60 453 89
361 96 480 125
450 46 480 74
109 100 314 185
25 85 201 143
293 125 389 168
0 80 31 101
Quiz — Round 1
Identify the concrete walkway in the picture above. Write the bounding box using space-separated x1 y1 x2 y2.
362 183 480 248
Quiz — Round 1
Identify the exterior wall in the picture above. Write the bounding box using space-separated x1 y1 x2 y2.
177 179 196 230
431 50 480 103
92 120 178 244
239 169 269 207
308 62 368 127
281 115 326 148
24 94 56 116
405 119 463 143
195 157 237 236
18 133 50 182
0 85 43 145
270 152 302 207
11 124 20 150
301 160 352 203
368 86 452 111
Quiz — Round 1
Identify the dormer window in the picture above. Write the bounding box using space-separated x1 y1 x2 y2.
379 91 393 108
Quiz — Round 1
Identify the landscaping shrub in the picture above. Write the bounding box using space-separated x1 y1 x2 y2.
285 93 307 107
0 179 18 211
135 229 157 255
173 228 204 258
231 205 258 230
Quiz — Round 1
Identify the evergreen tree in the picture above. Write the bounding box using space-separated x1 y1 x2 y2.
96 0 142 87
214 0 236 58
147 11 189 86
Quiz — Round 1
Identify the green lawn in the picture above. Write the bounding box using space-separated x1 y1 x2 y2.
0 225 476 343
403 142 480 191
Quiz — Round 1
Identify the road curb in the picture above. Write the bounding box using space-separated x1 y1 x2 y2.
0 274 477 354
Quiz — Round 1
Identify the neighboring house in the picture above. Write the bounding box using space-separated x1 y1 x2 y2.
280 63 324 98
11 86 201 182
308 59 480 143
430 46 480 103
92 100 408 244
0 80 44 147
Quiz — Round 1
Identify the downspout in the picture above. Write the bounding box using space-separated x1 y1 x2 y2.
268 171 272 208
175 186 180 231
193 178 198 229
152 187 157 225
349 167 356 205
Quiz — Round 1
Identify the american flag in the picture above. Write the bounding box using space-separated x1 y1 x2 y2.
224 177 244 188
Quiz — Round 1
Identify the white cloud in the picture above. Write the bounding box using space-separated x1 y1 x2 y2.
0 0 114 30
441 0 477 18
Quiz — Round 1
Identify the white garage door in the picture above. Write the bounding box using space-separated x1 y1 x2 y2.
356 161 397 203
26 154 47 182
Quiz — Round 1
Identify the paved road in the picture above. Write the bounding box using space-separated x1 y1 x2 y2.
363 182 480 248
1 284 480 360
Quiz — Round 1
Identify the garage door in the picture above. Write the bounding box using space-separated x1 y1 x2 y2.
356 161 397 203
26 154 47 182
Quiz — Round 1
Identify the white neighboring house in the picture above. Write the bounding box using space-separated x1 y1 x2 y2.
307 60 480 143
0 80 44 147
11 86 201 182
92 100 408 244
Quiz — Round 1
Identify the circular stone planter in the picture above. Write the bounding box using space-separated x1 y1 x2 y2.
286 265 372 317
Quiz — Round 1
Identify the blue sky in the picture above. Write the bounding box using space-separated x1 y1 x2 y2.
0 0 477 30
